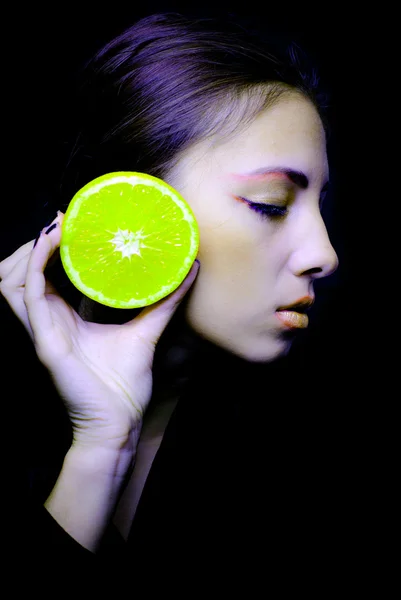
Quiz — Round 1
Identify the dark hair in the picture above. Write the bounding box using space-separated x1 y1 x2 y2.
59 12 330 207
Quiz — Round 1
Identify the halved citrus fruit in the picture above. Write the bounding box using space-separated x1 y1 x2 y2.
60 172 200 308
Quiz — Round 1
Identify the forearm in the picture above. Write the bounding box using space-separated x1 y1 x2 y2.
44 444 135 552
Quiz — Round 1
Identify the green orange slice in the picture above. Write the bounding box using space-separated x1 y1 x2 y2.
60 171 200 308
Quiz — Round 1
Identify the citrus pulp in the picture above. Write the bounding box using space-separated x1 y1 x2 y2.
60 172 200 308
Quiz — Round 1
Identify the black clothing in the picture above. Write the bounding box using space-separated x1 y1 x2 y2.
25 342 348 588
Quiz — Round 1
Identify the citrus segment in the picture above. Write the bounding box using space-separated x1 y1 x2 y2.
60 172 200 308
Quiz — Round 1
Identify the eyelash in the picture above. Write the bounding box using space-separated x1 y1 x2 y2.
239 197 288 220
238 190 328 221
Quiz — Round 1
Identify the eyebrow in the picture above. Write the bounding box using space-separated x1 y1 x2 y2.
230 167 330 192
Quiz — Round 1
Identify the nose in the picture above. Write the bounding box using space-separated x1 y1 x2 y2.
289 212 339 280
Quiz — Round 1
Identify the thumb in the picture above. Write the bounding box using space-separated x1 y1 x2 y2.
130 259 200 345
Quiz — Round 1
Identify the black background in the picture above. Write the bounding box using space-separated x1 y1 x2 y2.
2 3 371 419
5 1 355 241
3 2 360 367
2 2 393 581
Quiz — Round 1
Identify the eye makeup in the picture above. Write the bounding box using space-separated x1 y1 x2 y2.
229 167 330 200
229 167 330 217
232 195 287 220
229 167 310 189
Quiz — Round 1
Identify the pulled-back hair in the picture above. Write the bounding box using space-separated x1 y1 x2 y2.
60 12 330 207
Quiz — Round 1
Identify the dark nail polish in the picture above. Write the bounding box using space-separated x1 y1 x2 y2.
44 214 57 228
45 223 57 235
33 231 41 248
195 258 200 265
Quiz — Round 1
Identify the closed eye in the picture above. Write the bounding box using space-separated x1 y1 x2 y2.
237 196 287 220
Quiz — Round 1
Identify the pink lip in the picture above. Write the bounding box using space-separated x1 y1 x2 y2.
276 295 314 312
276 310 309 329
275 296 314 329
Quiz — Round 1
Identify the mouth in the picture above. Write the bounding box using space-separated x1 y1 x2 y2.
275 296 314 330
275 310 308 329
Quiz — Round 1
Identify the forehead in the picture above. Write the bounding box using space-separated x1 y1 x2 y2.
203 93 329 182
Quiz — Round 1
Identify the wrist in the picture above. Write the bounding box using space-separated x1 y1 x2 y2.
70 420 142 478
44 444 136 551
67 440 137 481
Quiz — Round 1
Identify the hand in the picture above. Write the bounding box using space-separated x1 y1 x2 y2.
0 212 200 453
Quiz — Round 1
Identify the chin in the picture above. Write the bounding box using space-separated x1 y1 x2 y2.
203 332 294 364
185 307 294 364
233 343 292 364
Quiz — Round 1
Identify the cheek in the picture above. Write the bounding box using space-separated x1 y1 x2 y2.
199 221 255 275
184 186 279 299
198 205 280 274
194 220 277 311
195 198 263 266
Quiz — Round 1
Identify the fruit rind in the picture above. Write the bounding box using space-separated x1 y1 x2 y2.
60 172 199 308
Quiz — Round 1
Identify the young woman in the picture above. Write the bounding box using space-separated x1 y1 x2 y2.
1 12 341 581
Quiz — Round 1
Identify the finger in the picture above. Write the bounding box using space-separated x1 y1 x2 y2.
1 214 62 297
1 232 60 337
0 240 34 281
0 249 36 335
0 211 64 281
24 221 63 342
133 259 200 344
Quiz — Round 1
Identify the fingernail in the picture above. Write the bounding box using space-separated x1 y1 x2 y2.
195 258 200 265
33 231 42 248
44 214 57 228
45 223 58 235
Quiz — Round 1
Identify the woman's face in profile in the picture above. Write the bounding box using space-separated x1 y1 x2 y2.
169 92 339 362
